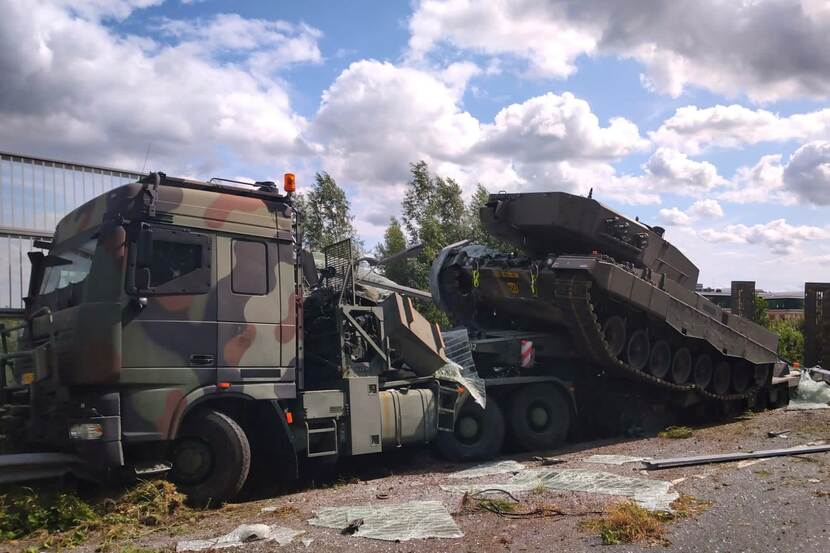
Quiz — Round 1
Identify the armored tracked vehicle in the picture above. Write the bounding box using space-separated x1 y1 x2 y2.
431 192 783 454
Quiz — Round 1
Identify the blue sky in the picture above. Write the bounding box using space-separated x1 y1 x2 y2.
1 0 830 289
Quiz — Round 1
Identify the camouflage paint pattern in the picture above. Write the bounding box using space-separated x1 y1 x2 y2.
23 175 300 443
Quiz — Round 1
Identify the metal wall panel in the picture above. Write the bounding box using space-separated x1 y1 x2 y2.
0 152 143 310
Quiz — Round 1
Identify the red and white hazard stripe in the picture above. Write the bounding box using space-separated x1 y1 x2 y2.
520 340 534 368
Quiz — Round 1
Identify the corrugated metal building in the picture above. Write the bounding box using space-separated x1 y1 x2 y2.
0 151 143 313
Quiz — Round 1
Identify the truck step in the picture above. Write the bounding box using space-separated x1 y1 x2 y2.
305 420 338 458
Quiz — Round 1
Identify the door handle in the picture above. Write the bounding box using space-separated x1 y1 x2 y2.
189 354 215 366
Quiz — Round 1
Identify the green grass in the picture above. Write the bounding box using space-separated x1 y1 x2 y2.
658 426 694 439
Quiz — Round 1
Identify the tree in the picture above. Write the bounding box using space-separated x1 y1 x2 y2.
375 217 408 286
752 294 770 328
298 172 360 252
465 183 511 251
399 161 469 325
768 319 805 364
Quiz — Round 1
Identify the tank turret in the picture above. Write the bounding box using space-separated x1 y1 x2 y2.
480 192 699 289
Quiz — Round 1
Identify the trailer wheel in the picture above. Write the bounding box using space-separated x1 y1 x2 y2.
509 384 570 452
436 395 505 461
170 409 251 505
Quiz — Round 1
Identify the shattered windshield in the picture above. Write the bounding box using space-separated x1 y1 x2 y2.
39 239 97 295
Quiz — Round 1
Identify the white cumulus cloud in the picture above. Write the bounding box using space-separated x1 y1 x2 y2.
699 219 829 255
408 0 830 102
651 104 830 154
0 0 319 173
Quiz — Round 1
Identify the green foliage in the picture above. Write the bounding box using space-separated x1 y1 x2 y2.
375 217 409 286
658 426 694 439
752 294 769 327
397 161 476 325
297 172 360 252
0 488 97 541
465 184 511 251
768 318 804 363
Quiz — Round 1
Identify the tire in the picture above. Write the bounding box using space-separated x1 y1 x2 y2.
509 384 571 452
170 409 251 505
436 395 505 461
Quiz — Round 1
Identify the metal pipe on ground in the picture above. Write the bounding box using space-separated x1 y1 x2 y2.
644 444 830 470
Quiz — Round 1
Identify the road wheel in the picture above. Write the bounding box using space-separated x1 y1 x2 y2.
732 363 751 393
693 354 713 389
509 384 571 452
711 361 731 395
626 330 650 371
603 316 626 358
436 395 505 461
170 409 251 505
671 347 693 384
648 340 672 379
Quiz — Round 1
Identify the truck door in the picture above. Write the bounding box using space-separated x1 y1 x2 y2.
216 235 283 383
120 224 216 441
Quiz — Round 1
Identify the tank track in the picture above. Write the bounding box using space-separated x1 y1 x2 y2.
552 272 765 402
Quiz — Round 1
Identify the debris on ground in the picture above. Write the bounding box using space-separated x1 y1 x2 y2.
532 456 565 466
658 426 694 439
645 444 830 470
580 501 668 545
787 370 830 410
736 458 769 469
0 479 190 550
643 444 830 470
308 500 463 541
448 460 526 479
340 518 364 535
176 524 303 551
767 430 791 438
443 468 679 511
580 494 711 546
584 455 650 465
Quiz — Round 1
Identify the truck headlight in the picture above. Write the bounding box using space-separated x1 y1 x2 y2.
69 423 104 440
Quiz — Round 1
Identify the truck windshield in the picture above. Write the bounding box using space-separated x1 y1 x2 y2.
39 239 97 295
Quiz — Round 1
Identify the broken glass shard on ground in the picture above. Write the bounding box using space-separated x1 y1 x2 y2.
442 468 678 512
308 500 463 541
176 524 303 551
584 454 650 465
448 460 526 479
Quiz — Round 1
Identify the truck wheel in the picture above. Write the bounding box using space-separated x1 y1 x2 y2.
170 409 251 505
436 395 505 461
509 384 570 452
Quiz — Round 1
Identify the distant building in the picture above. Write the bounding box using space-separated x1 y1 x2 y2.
0 151 142 315
697 286 804 321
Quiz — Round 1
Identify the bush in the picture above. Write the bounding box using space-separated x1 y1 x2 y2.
768 319 804 364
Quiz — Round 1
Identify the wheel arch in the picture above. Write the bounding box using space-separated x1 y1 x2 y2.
169 387 298 482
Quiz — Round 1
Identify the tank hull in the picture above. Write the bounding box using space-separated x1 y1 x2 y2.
431 192 780 401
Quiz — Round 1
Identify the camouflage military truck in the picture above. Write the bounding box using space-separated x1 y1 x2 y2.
431 191 794 457
0 173 466 503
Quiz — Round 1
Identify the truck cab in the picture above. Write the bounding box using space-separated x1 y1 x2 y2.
1 173 465 503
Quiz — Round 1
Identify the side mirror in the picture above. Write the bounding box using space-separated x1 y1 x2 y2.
137 225 154 267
